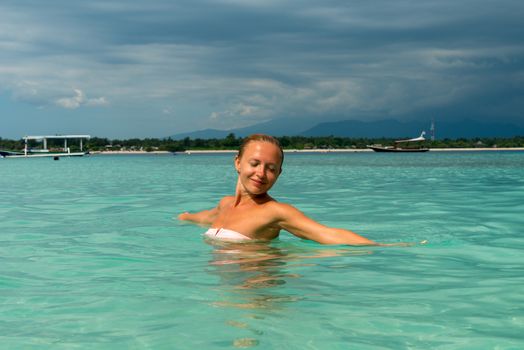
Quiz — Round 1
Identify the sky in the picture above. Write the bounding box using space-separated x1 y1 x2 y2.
1 0 523 139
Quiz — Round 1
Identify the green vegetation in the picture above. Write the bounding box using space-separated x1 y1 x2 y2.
1 134 524 152
0 138 24 151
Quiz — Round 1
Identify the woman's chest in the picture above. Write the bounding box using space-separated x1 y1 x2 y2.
213 205 276 232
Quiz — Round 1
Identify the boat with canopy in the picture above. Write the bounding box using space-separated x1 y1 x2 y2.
0 135 91 158
367 131 429 153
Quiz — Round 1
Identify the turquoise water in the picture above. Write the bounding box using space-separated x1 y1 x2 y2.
1 152 523 349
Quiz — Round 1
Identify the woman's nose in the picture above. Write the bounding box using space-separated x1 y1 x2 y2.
255 165 265 177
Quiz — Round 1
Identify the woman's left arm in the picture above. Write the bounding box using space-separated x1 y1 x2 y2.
274 203 378 245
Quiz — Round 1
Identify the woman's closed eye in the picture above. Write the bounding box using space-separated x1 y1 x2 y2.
267 165 277 172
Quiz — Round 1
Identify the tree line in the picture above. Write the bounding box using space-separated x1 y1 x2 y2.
1 133 523 152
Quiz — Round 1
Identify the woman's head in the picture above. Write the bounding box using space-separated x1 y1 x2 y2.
237 134 284 171
235 134 284 196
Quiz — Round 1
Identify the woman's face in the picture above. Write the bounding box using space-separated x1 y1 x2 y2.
235 141 282 196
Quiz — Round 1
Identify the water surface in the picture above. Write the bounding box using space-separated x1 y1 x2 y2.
1 152 523 349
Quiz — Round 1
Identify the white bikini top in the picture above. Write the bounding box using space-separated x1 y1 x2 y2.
204 228 251 241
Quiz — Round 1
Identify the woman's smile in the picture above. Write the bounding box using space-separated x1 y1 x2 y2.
250 177 266 187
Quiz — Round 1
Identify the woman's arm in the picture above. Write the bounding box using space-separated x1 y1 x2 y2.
275 203 378 245
178 207 218 226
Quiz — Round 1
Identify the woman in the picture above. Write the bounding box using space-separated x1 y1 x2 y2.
179 134 401 245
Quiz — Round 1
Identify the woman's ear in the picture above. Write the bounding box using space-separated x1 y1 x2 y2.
234 155 240 173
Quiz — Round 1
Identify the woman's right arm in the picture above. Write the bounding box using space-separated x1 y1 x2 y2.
178 207 218 226
178 197 231 226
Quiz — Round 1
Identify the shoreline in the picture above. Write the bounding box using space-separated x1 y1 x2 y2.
90 150 172 155
429 147 524 152
89 147 524 155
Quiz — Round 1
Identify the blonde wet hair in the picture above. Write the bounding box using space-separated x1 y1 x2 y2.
237 134 284 170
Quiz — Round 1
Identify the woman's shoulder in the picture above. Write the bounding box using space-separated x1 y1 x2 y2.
218 195 235 207
264 200 300 216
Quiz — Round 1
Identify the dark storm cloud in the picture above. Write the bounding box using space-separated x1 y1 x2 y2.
1 0 523 137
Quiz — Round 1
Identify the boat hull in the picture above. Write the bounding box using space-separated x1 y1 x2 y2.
1 151 89 158
0 150 24 157
367 146 429 153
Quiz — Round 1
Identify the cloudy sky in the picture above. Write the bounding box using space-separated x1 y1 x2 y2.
1 0 523 139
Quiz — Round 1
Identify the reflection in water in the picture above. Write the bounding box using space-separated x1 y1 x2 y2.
205 238 371 347
209 240 295 292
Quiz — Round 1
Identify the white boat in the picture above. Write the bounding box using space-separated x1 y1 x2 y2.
367 131 429 153
1 135 91 158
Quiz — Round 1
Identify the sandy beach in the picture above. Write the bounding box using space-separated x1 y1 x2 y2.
429 147 524 152
89 147 524 155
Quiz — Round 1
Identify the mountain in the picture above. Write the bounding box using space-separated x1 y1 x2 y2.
168 118 524 140
233 117 317 137
167 128 231 140
168 118 316 139
301 119 424 138
301 119 524 138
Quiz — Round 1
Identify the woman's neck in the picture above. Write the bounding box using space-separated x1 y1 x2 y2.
234 180 271 206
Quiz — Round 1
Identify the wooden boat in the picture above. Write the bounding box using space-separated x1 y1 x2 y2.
367 132 429 153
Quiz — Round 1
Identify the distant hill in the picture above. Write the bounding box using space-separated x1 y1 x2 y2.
168 118 524 140
168 128 231 140
168 118 316 139
301 119 524 138
301 119 425 138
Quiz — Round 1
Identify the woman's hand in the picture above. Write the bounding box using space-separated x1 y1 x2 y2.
178 212 190 221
